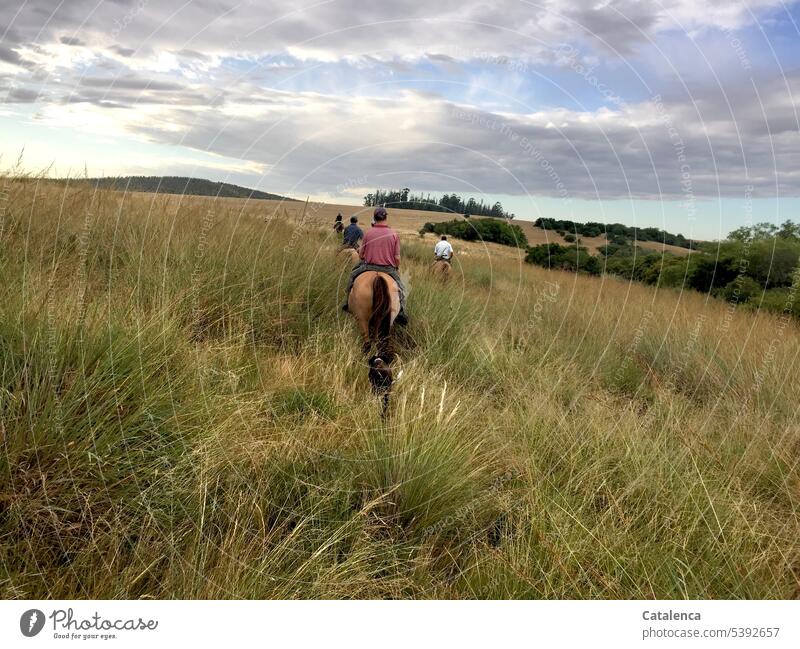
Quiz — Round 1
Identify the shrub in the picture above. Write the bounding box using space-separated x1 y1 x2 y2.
419 218 528 248
746 239 800 288
758 287 800 316
652 259 690 288
721 276 762 303
526 243 600 275
525 243 567 268
687 252 740 293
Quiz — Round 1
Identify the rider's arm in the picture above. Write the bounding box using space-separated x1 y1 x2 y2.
393 233 400 268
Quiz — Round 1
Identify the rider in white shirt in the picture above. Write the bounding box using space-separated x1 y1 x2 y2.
434 235 454 262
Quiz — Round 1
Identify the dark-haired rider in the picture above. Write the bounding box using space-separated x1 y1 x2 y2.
341 215 363 249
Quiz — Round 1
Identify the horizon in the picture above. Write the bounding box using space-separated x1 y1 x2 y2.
2 2 799 240
33 173 755 241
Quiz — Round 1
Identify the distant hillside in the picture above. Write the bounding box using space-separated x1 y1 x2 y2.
534 217 696 249
83 176 296 202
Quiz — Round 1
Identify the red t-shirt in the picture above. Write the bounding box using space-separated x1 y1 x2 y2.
360 222 400 267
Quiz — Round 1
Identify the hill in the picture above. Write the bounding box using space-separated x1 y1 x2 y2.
249 199 694 257
79 175 296 202
535 217 696 250
1 180 798 599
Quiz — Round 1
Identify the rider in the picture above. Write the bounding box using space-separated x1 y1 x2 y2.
341 215 363 249
434 234 454 262
333 213 344 234
342 206 408 325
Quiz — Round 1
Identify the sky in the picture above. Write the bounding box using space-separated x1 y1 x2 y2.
1 0 799 240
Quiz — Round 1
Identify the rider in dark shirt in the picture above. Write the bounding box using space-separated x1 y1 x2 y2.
342 216 363 249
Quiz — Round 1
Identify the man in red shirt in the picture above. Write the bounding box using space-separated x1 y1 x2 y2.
342 206 408 324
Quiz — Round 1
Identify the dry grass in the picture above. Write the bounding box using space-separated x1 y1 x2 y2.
0 177 797 599
242 197 694 256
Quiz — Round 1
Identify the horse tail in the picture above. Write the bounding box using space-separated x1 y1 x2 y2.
369 274 392 347
367 279 395 418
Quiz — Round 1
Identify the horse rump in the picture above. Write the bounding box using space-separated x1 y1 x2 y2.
368 274 392 344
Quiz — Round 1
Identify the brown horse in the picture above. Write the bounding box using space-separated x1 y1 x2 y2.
347 271 400 414
348 271 400 351
432 259 452 280
337 247 360 266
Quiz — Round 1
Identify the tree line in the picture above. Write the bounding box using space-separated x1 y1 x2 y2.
525 219 800 318
534 217 696 250
364 188 515 219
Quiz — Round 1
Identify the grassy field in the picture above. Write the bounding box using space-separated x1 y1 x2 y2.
0 178 798 599
244 197 694 257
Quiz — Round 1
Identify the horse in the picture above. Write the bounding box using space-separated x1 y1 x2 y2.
432 259 452 280
347 271 400 415
337 246 360 266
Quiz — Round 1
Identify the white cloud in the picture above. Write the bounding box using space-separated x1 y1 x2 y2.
1 0 798 203
37 73 786 201
1 1 789 65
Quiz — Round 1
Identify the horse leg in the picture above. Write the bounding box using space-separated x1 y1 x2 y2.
358 321 371 355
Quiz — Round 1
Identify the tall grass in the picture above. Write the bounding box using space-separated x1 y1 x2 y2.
0 176 798 598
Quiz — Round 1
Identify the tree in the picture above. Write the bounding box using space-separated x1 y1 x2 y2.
747 239 800 287
778 220 800 240
687 252 740 293
526 243 564 267
421 218 528 248
721 276 762 303
753 222 779 239
364 188 514 218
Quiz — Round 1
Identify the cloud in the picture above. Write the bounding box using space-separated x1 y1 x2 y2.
4 87 40 102
78 74 186 92
59 36 85 46
0 44 33 68
108 45 135 58
0 1 789 65
1 0 798 204
26 73 787 202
